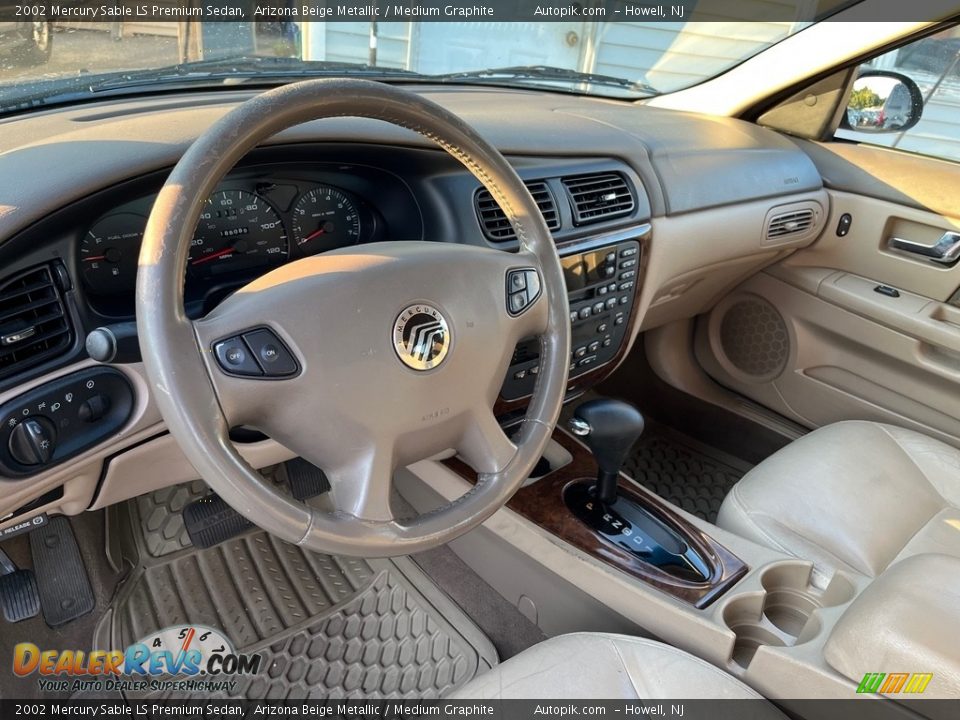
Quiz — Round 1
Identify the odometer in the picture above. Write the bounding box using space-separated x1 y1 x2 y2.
189 190 287 276
292 186 361 253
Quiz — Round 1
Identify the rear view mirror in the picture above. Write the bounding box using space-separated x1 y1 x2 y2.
842 70 924 133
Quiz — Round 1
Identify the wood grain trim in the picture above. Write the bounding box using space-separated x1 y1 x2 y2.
494 229 651 418
444 429 748 608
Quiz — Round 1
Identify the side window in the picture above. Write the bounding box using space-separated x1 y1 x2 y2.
836 26 960 162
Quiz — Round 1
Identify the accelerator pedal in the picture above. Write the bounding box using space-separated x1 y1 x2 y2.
183 458 331 549
0 548 40 623
29 516 95 627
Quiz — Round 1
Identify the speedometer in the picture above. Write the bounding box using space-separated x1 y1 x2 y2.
292 186 361 253
189 190 288 277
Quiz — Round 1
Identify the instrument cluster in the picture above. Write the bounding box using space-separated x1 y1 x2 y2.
77 169 394 317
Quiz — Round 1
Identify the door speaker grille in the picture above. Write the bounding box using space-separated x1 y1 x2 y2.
719 297 789 380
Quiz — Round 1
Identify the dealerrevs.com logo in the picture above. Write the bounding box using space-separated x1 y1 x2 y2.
13 625 261 694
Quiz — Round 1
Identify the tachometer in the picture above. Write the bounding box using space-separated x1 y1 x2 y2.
292 186 361 253
79 213 146 295
189 190 287 276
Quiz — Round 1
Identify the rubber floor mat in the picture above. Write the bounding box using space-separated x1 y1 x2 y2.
95 488 497 700
621 426 752 524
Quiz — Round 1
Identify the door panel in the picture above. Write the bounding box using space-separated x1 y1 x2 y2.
696 145 960 446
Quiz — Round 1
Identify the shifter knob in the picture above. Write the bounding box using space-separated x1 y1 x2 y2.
570 399 644 504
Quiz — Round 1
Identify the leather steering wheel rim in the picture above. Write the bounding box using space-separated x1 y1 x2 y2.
136 79 569 557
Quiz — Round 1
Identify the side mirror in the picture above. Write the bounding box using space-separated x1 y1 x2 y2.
841 70 924 133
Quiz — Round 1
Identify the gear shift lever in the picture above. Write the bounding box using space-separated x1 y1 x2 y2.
569 399 645 505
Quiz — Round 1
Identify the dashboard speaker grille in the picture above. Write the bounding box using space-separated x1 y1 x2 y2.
0 265 73 380
562 172 635 225
475 181 560 242
718 297 789 381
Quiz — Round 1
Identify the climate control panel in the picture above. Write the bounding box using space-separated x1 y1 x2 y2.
501 238 641 401
0 367 134 478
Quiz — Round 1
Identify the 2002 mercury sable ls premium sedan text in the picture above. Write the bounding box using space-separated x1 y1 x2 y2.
0 6 959 716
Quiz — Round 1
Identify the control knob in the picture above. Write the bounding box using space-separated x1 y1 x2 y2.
8 417 57 466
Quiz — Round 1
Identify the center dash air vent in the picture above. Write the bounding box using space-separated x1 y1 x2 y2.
0 265 73 381
475 181 560 242
562 172 635 225
767 208 815 239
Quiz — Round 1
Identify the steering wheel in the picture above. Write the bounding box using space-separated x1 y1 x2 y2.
136 79 570 557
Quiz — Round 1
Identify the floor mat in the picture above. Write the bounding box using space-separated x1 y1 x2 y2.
95 486 497 700
621 425 753 524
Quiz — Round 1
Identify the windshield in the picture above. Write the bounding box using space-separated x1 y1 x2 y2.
0 18 813 111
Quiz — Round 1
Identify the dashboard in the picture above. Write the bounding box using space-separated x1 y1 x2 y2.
0 84 827 527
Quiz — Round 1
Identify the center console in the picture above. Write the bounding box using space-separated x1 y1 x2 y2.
500 229 646 403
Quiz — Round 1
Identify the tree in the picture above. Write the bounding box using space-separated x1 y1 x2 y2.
850 86 883 110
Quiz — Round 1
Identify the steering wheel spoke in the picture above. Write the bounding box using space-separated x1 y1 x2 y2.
326 447 399 522
457 408 518 475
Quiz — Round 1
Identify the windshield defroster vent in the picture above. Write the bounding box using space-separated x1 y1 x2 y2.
0 265 73 381
475 181 560 242
562 172 636 225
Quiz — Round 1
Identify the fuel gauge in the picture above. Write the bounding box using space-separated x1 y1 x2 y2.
79 213 145 295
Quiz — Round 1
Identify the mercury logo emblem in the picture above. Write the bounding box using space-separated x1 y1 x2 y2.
393 304 450 371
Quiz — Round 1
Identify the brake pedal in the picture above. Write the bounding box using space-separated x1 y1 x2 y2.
29 516 95 627
0 548 40 623
183 458 331 549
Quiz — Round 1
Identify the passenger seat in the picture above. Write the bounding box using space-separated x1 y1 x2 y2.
717 421 960 579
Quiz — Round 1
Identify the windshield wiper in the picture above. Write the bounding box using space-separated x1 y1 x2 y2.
0 57 421 115
88 56 421 91
433 65 658 96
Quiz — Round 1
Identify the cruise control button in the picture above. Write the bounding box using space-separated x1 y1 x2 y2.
506 269 541 315
509 291 529 314
242 329 298 377
214 337 262 377
588 341 600 353
578 306 592 320
524 269 541 302
597 323 608 334
605 297 617 310
592 301 606 314
574 346 587 359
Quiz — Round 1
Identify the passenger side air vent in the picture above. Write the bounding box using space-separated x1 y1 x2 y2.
0 266 73 380
562 172 635 225
767 208 815 239
475 181 560 242
762 201 824 247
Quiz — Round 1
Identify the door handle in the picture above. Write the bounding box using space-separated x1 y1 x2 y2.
888 232 960 266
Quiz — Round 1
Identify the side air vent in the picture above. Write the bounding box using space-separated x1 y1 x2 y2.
762 201 824 247
0 266 73 380
767 208 815 239
475 181 560 242
562 172 635 225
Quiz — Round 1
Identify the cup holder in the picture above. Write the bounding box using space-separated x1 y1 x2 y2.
723 562 856 668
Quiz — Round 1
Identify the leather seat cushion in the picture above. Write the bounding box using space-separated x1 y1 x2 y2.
454 633 778 703
717 421 960 579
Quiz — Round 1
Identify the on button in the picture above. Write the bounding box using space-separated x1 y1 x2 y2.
242 329 299 377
